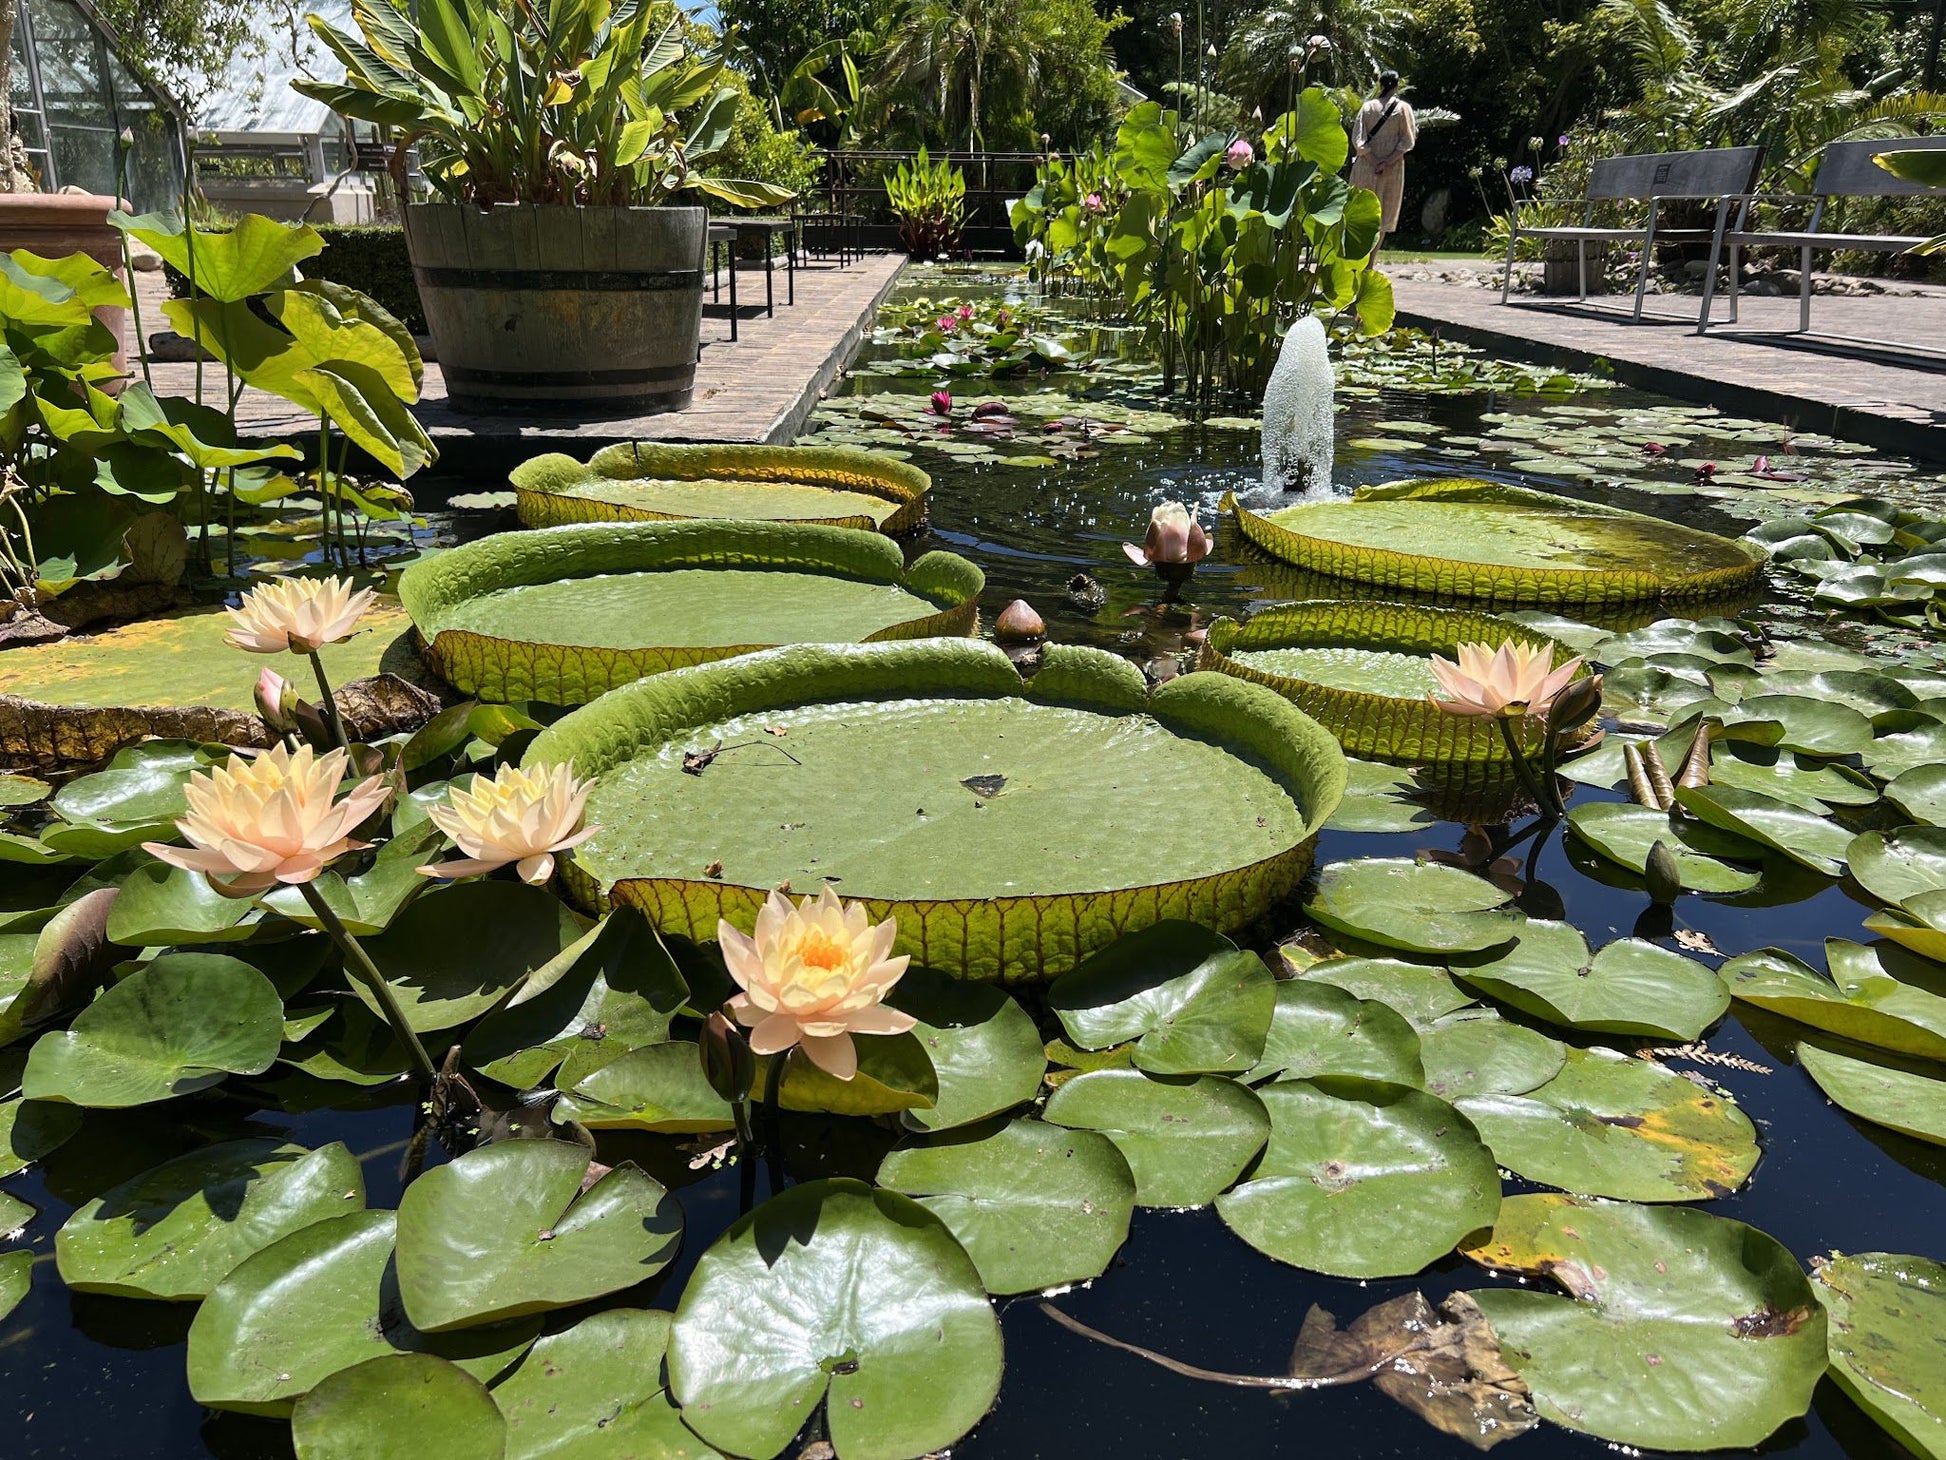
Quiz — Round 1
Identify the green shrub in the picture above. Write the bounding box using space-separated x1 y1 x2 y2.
166 225 425 334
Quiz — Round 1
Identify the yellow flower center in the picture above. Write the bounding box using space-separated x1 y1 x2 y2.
798 928 848 972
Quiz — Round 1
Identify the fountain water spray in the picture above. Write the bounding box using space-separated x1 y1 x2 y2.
1259 314 1334 498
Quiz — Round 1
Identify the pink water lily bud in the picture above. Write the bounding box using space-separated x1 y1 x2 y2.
718 886 918 1081
1226 138 1254 170
1084 192 1105 213
1123 500 1213 567
226 575 376 655
1641 442 1667 458
1427 641 1584 721
1694 461 1717 482
930 390 952 417
994 599 1046 642
254 668 301 735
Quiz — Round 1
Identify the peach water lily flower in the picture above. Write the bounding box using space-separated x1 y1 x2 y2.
417 762 596 885
1124 500 1213 567
226 575 377 654
718 887 917 1081
143 743 390 897
1428 640 1584 719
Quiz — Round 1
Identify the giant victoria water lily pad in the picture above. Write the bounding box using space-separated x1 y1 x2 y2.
526 640 1346 982
1199 600 1597 763
1813 1252 1946 1459
1463 1195 1827 1451
400 521 983 704
1222 479 1765 611
512 442 932 535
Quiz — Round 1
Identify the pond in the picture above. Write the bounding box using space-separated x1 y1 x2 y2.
3 265 1944 1459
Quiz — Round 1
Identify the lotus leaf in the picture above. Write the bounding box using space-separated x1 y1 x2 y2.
1223 479 1764 610
187 1209 540 1415
290 1353 506 1460
361 881 585 1034
400 520 982 703
491 1309 717 1460
512 442 931 535
395 1140 681 1331
1463 1195 1827 1450
667 1178 1002 1460
1720 945 1946 1059
1243 978 1425 1085
1457 1047 1759 1201
1416 1008 1566 1102
1674 785 1853 875
876 1118 1137 1294
1812 1252 1946 1459
530 640 1344 982
56 1138 365 1300
890 969 1047 1132
1797 1041 1946 1147
1041 1068 1270 1207
551 1042 735 1133
1850 827 1946 907
23 954 284 1108
1048 922 1277 1075
1888 763 1946 826
1564 801 1762 892
1297 955 1478 1026
1451 922 1728 1040
1305 858 1522 955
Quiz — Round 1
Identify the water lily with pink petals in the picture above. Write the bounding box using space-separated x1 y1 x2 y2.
1427 641 1583 720
225 575 375 655
930 389 953 417
1123 500 1213 567
417 761 596 886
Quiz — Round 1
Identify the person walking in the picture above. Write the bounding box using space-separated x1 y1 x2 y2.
1349 70 1416 254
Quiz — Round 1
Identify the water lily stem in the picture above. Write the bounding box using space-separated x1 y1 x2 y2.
298 881 437 1081
307 650 351 752
1496 715 1559 818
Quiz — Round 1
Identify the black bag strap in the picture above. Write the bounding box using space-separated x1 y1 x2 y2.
1366 99 1400 146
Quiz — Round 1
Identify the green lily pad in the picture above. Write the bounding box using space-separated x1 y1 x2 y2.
1887 763 1946 826
890 968 1047 1133
1725 694 1875 757
1048 923 1276 1075
362 882 585 1034
105 861 259 946
1861 714 1946 779
1242 979 1424 1085
396 1140 681 1332
0 1249 28 1323
56 1138 365 1300
667 1178 1002 1460
1324 757 1440 834
1563 802 1761 893
1866 891 1946 963
0 774 50 807
1798 1041 1946 1147
1463 1194 1827 1451
1297 955 1477 1026
1457 1047 1759 1201
187 1209 541 1416
291 1353 506 1460
1041 1068 1270 1208
876 1117 1137 1294
754 1030 940 1117
491 1309 718 1460
1703 744 1879 812
1452 923 1729 1040
1812 1252 1946 1460
1720 945 1946 1060
1416 1008 1567 1102
1674 785 1853 875
1305 858 1522 955
1216 1077 1500 1278
0 1090 81 1177
23 953 284 1108
262 821 448 938
1850 827 1946 907
550 1042 734 1133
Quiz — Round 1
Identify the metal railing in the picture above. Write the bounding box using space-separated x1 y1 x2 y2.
817 148 1045 233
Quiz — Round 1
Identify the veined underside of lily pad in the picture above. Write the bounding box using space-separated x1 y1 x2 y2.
1223 478 1767 612
511 441 932 535
399 519 983 704
525 639 1347 982
1200 599 1600 763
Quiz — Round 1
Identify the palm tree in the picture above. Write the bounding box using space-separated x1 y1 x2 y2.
877 0 1033 148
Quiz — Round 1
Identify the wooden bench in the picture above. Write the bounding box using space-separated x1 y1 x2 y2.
1697 136 1946 349
1499 146 1765 321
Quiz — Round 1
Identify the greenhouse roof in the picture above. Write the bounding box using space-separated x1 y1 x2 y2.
196 0 352 135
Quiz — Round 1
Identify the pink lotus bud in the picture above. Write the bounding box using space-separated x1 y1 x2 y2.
1226 138 1254 170
255 668 301 735
1084 192 1105 213
1124 501 1213 568
930 390 952 417
1753 455 1771 474
994 599 1046 642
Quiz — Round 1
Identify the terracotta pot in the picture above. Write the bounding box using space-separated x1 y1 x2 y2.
0 192 130 373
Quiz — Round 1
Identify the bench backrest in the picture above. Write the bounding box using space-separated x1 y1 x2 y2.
1586 146 1764 201
1813 136 1946 198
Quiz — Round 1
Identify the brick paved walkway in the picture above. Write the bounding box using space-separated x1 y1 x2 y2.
145 252 906 474
1392 272 1946 460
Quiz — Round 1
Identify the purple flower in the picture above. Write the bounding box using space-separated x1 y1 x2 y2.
1509 165 1534 183
1557 134 1570 147
1225 138 1254 170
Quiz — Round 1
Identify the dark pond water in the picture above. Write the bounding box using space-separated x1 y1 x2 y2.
5 283 1945 1458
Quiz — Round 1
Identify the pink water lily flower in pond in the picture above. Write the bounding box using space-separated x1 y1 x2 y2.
1226 138 1255 169
417 761 596 886
226 575 376 655
935 314 958 333
718 886 917 1080
930 389 952 417
956 303 974 320
1124 500 1213 567
1428 641 1584 720
143 742 390 897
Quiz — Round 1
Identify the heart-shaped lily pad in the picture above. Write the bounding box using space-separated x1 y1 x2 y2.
362 882 585 1034
1216 1077 1500 1278
667 1178 1002 1460
1458 1047 1759 1201
1812 1252 1946 1460
1674 785 1853 876
1041 1068 1270 1208
1720 946 1946 1060
1463 1194 1827 1451
1888 763 1946 826
1048 923 1275 1075
889 968 1046 1133
491 1309 712 1460
291 1353 507 1460
23 953 284 1108
877 1118 1136 1294
1564 802 1761 893
1849 827 1946 908
1297 955 1477 1026
1704 744 1878 811
0 1249 28 1322
1452 922 1729 1040
1305 859 1522 955
1416 1009 1566 1103
1242 979 1424 1085
187 1209 541 1416
56 1138 365 1300
1797 1040 1946 1147
105 861 258 945
396 1140 681 1331
550 1042 734 1133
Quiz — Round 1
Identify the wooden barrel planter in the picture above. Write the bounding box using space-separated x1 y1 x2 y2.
403 203 707 415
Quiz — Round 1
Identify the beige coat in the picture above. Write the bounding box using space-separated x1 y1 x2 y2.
1349 96 1417 234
